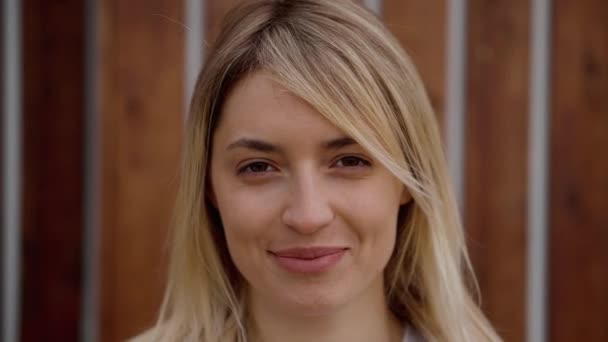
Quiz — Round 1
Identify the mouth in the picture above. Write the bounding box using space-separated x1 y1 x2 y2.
269 247 348 273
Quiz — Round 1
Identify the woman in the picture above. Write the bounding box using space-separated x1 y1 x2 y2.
138 0 501 341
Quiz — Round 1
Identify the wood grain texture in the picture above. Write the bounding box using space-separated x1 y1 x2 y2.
20 0 85 340
549 0 608 341
383 0 446 130
464 0 530 341
98 0 184 340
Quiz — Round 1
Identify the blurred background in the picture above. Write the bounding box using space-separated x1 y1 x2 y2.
1 0 606 341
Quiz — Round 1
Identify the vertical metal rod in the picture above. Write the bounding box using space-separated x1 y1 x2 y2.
2 0 22 341
527 0 552 341
81 0 100 340
445 0 468 210
185 0 205 118
363 0 383 17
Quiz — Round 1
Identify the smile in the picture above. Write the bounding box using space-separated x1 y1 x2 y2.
269 247 347 274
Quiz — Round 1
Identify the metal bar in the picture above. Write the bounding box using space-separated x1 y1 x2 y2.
445 0 468 210
2 0 22 340
81 0 101 340
527 0 552 341
185 0 205 117
363 0 383 17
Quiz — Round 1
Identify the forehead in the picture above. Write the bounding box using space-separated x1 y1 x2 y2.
216 71 345 144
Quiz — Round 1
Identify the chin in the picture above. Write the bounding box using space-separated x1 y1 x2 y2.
277 286 351 317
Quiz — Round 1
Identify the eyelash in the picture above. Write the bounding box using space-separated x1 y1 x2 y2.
333 155 372 168
237 161 277 175
237 155 371 175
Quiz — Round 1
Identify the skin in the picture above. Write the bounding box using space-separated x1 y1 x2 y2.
210 71 410 342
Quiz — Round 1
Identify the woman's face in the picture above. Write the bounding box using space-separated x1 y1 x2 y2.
210 71 409 316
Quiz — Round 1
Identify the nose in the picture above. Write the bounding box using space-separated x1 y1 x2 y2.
281 172 334 234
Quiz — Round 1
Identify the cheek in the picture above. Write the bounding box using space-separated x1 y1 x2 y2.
212 180 285 270
336 178 402 260
342 177 402 223
214 190 272 283
216 193 268 248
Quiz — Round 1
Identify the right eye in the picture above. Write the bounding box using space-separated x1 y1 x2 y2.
237 161 278 175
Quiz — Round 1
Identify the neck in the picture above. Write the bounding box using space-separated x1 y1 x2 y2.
247 277 404 342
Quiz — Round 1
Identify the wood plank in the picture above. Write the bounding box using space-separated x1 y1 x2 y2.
98 0 184 340
549 1 608 341
464 0 530 341
20 0 85 340
383 0 446 129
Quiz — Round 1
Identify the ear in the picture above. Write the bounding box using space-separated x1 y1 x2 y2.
400 186 412 205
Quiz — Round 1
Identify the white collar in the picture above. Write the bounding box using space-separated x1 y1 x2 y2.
403 324 424 342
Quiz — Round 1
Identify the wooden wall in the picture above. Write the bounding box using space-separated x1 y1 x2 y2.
464 0 530 340
548 0 608 341
383 1 530 340
21 0 85 340
16 0 607 341
383 0 446 127
97 0 185 340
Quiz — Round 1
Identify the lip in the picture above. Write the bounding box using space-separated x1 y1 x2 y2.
270 247 347 274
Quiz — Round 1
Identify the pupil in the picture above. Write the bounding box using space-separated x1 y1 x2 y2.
250 163 267 172
342 157 359 166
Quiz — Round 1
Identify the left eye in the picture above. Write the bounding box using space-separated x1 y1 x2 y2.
238 161 277 174
333 156 371 168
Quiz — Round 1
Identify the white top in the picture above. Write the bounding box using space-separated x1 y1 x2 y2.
403 325 425 342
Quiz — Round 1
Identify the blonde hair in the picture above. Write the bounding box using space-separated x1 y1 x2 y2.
144 0 502 341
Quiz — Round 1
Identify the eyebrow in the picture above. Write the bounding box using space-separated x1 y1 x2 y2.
323 136 357 150
225 136 358 152
226 138 278 152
